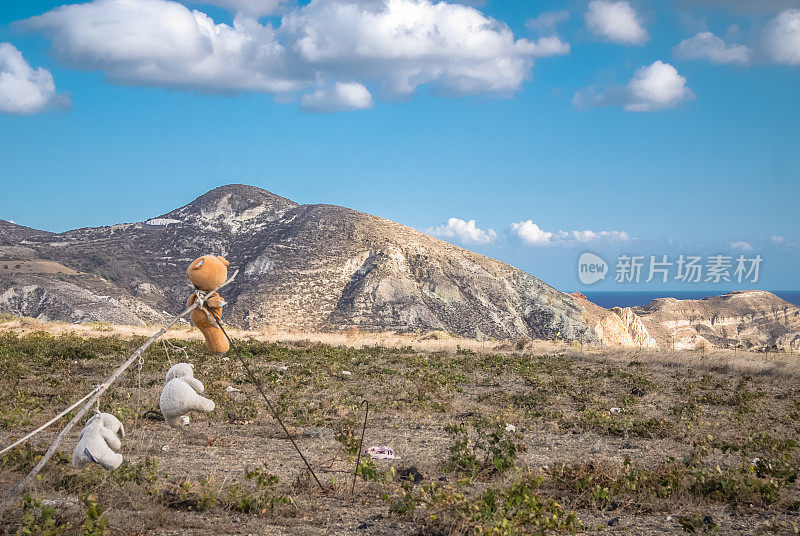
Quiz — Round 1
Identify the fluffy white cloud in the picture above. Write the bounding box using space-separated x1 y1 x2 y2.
25 0 557 109
0 42 70 114
674 32 753 65
730 240 753 251
25 1 305 94
771 235 785 243
429 218 497 245
280 0 560 96
300 81 372 112
585 0 648 45
574 60 694 112
525 10 569 35
763 9 800 65
627 61 695 111
509 220 630 247
509 220 553 246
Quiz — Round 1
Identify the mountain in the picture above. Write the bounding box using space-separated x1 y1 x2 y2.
0 185 593 341
2 185 798 351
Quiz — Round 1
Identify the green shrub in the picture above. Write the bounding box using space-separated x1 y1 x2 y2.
443 420 526 481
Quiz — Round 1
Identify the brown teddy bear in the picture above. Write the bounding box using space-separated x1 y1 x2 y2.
186 255 230 353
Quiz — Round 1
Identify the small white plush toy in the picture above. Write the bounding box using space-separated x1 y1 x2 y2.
72 412 125 470
160 365 215 428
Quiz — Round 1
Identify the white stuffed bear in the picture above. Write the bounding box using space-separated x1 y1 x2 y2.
160 374 215 428
72 412 125 470
165 362 195 383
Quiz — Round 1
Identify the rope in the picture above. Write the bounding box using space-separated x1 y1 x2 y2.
164 338 189 364
351 400 369 496
0 387 99 458
206 308 327 494
6 270 238 499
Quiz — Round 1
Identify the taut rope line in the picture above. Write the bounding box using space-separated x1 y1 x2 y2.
5 270 239 499
206 308 327 494
0 388 99 458
351 400 369 496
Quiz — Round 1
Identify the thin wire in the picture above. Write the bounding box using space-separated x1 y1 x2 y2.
351 400 369 496
207 308 326 494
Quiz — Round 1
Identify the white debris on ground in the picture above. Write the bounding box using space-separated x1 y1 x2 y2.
367 446 398 460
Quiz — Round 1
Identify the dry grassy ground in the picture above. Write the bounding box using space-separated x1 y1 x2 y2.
0 318 799 535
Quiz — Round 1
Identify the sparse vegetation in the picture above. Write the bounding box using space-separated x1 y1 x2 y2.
1 331 799 534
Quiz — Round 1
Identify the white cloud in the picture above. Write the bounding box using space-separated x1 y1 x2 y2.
770 235 785 243
632 61 694 109
429 218 497 245
525 10 569 35
730 240 753 251
185 0 290 17
763 9 800 66
510 220 630 247
574 60 694 112
626 61 694 111
571 230 630 242
510 220 554 246
25 1 306 94
300 81 372 112
280 0 555 96
585 0 648 45
526 36 571 57
25 0 555 109
0 42 70 115
674 32 753 65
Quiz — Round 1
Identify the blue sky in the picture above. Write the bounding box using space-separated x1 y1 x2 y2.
0 0 798 292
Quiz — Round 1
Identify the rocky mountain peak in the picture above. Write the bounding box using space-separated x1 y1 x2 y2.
157 184 299 234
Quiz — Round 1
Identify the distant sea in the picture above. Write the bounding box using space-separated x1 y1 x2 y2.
581 290 800 309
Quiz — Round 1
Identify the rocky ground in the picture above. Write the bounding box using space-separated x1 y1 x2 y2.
1 322 799 535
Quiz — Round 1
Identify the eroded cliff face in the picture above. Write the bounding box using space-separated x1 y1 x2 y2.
633 291 800 351
570 290 800 351
569 292 658 348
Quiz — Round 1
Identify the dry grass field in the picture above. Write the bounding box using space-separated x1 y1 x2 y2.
1 316 799 535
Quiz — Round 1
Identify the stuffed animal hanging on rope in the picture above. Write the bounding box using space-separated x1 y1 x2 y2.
72 412 125 470
160 362 215 428
186 255 230 354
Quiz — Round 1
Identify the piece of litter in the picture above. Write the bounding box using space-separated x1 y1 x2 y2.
367 446 398 460
226 386 241 393
610 407 621 414
222 357 230 362
161 445 169 452
504 423 516 433
341 370 352 377
278 365 288 371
